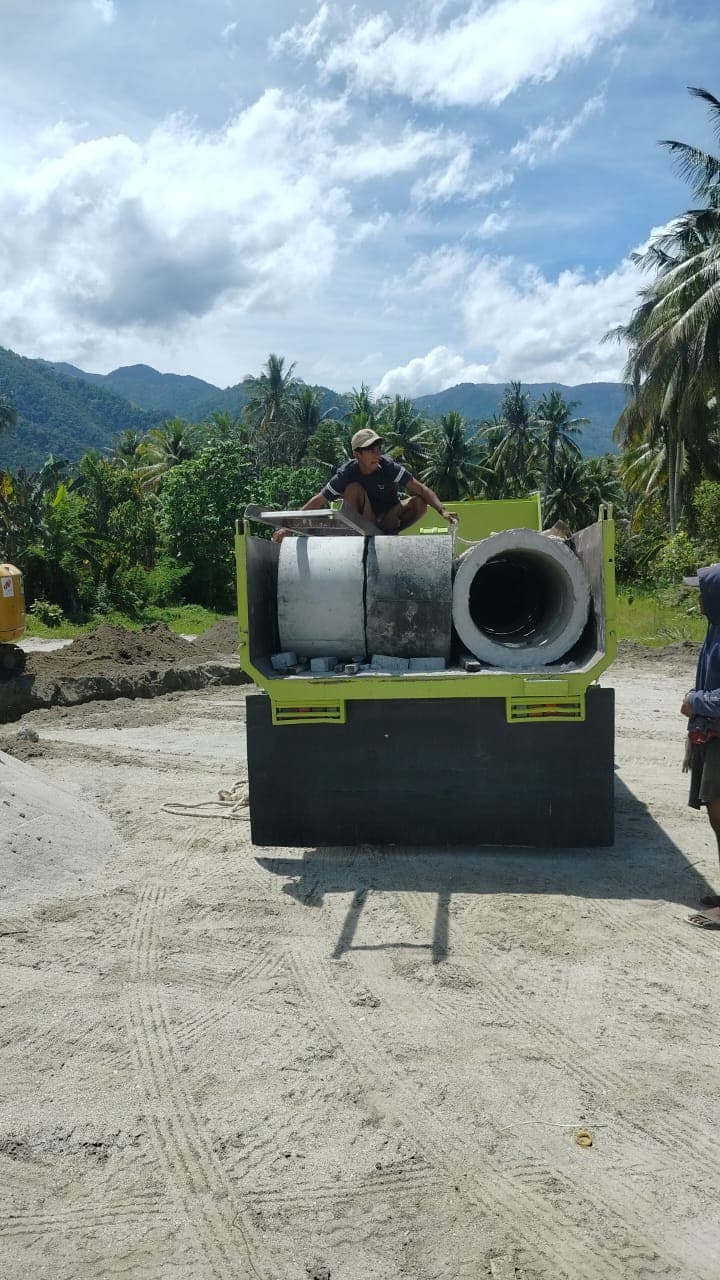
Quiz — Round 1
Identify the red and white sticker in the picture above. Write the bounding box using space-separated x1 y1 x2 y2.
1 577 14 598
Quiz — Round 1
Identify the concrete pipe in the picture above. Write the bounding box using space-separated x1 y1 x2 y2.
452 529 591 669
278 537 366 658
366 535 453 659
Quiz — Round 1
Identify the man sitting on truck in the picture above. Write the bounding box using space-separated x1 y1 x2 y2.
272 427 458 543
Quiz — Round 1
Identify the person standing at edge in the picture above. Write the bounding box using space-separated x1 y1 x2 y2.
272 428 459 543
681 563 720 929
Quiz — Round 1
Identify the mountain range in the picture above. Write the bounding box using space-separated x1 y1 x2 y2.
0 345 628 471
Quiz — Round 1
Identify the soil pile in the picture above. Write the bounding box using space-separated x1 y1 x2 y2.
1 620 247 725
27 622 194 681
189 618 239 659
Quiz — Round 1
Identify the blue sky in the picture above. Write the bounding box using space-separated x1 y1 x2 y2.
1 0 719 393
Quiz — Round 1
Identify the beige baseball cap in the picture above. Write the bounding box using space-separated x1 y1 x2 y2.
351 428 382 450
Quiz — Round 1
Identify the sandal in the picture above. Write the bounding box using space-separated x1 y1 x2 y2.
688 910 720 930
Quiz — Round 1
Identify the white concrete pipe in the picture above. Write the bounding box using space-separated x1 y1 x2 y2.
278 537 366 658
366 535 452 659
452 529 591 669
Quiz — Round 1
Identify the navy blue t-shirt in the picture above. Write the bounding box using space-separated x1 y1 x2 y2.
322 455 413 515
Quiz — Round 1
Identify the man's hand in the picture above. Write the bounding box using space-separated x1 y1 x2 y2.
441 509 459 525
681 695 694 717
272 527 292 544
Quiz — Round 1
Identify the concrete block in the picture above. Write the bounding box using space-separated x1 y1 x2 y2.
408 657 446 672
370 654 409 673
271 651 298 671
310 656 338 673
460 655 482 673
343 663 362 674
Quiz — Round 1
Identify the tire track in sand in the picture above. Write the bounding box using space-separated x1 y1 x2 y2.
396 884 720 1191
289 941 641 1280
388 886 717 1277
126 882 264 1280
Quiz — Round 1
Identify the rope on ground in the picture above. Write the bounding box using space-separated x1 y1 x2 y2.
161 779 250 821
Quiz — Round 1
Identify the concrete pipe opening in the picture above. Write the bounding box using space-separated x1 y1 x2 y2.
452 529 591 669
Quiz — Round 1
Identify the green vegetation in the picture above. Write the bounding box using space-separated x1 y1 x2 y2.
4 88 720 645
25 604 226 640
617 590 706 647
0 346 162 472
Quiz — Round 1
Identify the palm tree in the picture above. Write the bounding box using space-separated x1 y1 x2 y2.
608 87 720 532
243 353 299 468
378 395 428 474
205 410 248 445
137 418 199 490
109 429 144 469
534 390 587 510
289 386 325 466
488 381 540 495
302 418 351 475
543 454 623 529
420 411 482 500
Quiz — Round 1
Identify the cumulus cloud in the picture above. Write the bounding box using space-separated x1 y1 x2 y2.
309 0 643 107
374 250 644 395
375 346 495 397
0 90 466 354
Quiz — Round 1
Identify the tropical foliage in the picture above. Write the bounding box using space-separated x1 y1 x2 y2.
0 355 630 617
14 80 720 635
608 86 720 536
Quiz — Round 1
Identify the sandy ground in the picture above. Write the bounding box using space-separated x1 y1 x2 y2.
1 650 719 1280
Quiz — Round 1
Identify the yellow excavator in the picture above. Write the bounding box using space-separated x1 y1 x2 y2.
0 563 26 676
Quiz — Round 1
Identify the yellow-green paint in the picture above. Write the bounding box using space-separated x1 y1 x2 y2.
235 499 617 725
406 493 542 542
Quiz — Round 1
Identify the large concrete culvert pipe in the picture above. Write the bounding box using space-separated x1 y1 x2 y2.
452 528 591 669
277 534 453 660
277 537 366 658
366 535 452 659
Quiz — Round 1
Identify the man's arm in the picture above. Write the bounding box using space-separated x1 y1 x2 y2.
272 491 329 543
302 493 329 511
682 688 720 718
406 477 459 525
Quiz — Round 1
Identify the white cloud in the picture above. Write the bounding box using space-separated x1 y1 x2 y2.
318 0 643 107
0 89 478 359
384 245 472 296
374 249 644 395
509 94 605 168
329 125 464 183
91 0 116 23
461 254 642 382
270 3 330 57
220 21 237 40
375 345 495 397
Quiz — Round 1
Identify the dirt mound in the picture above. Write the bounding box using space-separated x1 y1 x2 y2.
190 617 239 658
27 622 194 680
616 638 699 676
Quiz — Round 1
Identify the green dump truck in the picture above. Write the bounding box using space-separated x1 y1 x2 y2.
235 495 616 848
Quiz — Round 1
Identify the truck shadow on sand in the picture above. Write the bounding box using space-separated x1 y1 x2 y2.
256 778 715 964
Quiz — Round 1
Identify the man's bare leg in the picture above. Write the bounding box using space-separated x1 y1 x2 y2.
699 798 720 909
395 495 428 530
374 497 429 533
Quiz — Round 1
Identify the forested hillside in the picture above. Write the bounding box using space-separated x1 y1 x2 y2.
414 382 628 455
0 348 162 470
48 357 625 457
